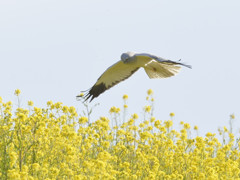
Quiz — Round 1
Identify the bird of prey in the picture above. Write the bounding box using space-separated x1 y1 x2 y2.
78 52 191 102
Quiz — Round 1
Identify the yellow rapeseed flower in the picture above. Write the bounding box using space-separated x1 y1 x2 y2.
14 89 21 96
224 126 228 132
109 106 115 113
154 120 161 127
116 107 120 113
206 132 213 138
127 118 134 125
144 120 149 125
229 133 234 140
62 106 69 113
132 113 139 119
139 123 145 128
54 102 62 109
32 163 40 172
170 112 175 117
47 100 53 106
164 120 173 128
109 106 120 113
144 105 151 113
147 89 153 95
123 94 128 100
230 114 235 119
28 100 34 106
1 91 240 179
184 123 191 129
150 117 156 122
79 117 88 124
194 126 198 130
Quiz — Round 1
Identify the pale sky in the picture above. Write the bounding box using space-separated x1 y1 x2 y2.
1 0 240 135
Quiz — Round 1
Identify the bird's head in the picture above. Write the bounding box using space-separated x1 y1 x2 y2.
121 52 135 62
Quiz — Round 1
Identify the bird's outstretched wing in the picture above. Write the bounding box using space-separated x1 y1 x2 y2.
79 60 140 102
135 53 192 69
134 53 191 79
144 60 182 79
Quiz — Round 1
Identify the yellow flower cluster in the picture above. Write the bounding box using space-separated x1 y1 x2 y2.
0 91 240 179
109 106 121 114
146 89 154 102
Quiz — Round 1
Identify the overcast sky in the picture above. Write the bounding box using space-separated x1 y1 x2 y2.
1 0 240 135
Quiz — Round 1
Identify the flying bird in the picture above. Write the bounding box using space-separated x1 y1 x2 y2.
78 52 191 102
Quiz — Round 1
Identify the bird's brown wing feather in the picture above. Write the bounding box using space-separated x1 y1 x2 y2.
81 60 139 102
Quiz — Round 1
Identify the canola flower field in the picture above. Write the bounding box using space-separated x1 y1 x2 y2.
0 89 240 180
